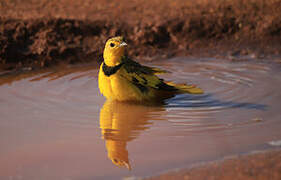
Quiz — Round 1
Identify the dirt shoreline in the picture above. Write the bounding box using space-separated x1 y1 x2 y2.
1 0 281 72
146 148 281 180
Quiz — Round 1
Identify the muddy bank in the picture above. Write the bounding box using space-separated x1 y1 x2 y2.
146 149 281 180
1 0 281 71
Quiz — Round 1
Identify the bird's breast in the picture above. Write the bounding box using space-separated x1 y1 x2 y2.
98 64 113 98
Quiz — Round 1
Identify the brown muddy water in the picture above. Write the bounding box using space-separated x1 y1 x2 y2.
0 58 281 180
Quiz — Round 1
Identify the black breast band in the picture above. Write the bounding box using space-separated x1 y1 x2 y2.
102 62 124 76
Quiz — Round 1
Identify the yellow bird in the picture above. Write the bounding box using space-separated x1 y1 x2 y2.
98 36 203 102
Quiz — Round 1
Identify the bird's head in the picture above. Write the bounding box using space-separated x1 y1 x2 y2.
103 36 127 66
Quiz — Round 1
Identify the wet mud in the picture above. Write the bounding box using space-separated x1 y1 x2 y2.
146 149 281 180
1 0 281 71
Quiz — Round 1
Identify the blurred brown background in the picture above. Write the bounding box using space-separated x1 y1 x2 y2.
1 0 280 70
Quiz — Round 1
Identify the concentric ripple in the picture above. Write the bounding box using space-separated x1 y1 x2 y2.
150 58 281 135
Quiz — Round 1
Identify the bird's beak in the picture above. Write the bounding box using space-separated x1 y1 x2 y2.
119 42 127 47
124 162 131 171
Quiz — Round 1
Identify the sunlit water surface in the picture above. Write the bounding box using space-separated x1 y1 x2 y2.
0 58 281 180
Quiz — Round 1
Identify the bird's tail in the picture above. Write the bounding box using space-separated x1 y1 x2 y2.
166 82 204 94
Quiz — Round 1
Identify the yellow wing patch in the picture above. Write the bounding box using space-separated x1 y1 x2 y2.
166 81 204 94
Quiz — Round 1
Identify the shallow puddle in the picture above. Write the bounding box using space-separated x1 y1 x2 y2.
0 58 281 180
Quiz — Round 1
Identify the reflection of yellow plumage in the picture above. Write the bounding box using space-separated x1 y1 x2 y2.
98 36 203 102
99 100 163 169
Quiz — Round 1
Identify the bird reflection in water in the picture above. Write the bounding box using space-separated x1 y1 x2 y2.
99 100 164 170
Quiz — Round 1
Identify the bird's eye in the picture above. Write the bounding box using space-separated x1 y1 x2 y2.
110 43 115 47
